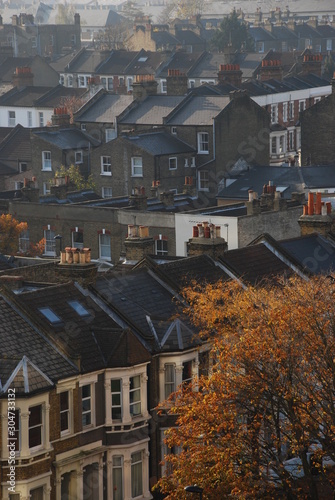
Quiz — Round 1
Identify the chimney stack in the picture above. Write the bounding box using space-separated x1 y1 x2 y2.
259 58 283 82
51 107 71 127
218 64 242 87
166 69 188 96
132 75 158 101
12 66 34 88
129 186 147 210
124 225 154 262
187 221 227 258
298 191 334 236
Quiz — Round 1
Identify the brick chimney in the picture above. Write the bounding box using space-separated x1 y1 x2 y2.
166 69 188 96
298 192 334 236
58 247 97 286
218 64 242 87
124 225 154 261
187 222 227 258
51 107 71 127
12 67 34 88
12 15 18 26
254 8 262 26
301 53 322 77
132 74 158 101
129 186 147 210
183 176 196 196
74 13 80 25
259 59 283 81
159 191 175 207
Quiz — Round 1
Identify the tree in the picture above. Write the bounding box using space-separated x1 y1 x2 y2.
58 95 87 124
157 0 204 23
93 22 130 50
0 214 27 255
55 164 96 192
121 1 145 22
155 276 335 499
210 10 254 52
55 2 75 24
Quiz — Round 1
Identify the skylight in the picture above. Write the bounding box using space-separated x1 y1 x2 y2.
39 307 62 324
68 300 90 317
138 56 148 62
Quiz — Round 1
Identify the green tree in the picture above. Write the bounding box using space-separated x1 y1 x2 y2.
155 276 335 499
210 10 254 52
55 2 75 24
55 165 96 192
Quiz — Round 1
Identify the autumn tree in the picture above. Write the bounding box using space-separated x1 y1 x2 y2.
210 10 254 52
156 276 335 499
0 214 27 255
55 164 96 192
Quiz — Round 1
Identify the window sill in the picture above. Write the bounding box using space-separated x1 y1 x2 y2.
41 168 52 172
197 151 209 155
101 172 112 176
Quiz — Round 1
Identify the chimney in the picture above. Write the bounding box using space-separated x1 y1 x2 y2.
12 15 18 26
159 191 175 207
51 107 71 127
74 13 80 25
12 66 34 88
21 185 39 202
132 74 158 101
183 176 196 196
246 190 261 215
187 221 227 258
129 186 147 210
124 225 154 262
307 16 318 28
298 191 333 236
259 59 283 82
166 69 188 96
0 15 3 26
301 53 322 77
58 247 97 286
254 8 262 25
218 64 242 87
274 7 282 23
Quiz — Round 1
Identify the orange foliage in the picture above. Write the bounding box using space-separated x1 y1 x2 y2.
155 276 335 499
0 214 27 255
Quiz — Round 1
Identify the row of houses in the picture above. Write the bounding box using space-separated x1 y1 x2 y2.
1 194 335 499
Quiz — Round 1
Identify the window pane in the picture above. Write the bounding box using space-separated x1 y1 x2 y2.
131 452 143 497
30 487 44 500
113 456 123 500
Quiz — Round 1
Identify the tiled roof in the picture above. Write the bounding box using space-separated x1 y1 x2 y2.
66 48 112 73
158 51 204 77
124 50 167 76
249 27 277 41
96 50 138 74
33 128 100 150
122 131 195 155
165 95 230 125
119 95 184 125
75 93 132 123
279 233 335 274
220 243 294 285
0 125 31 162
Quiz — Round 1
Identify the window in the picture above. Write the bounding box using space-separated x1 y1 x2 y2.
282 102 288 122
60 391 70 434
43 182 50 195
82 384 92 427
39 307 61 324
111 379 122 420
68 300 90 317
71 34 76 46
15 181 24 190
39 112 44 127
75 150 83 164
119 77 124 86
44 229 56 256
171 126 177 135
189 80 195 88
8 111 15 127
81 123 86 131
199 170 209 191
113 456 123 500
279 135 285 154
131 451 143 498
60 75 65 85
99 233 111 260
30 487 44 500
271 136 277 155
102 187 113 198
19 162 27 172
27 111 32 127
289 130 294 151
169 157 177 170
299 100 306 112
327 39 332 51
42 151 51 171
164 364 175 398
106 128 116 142
314 97 321 104
19 229 30 253
101 77 107 89
296 129 301 149
161 79 167 93
101 156 111 175
289 101 294 120
182 360 193 385
257 41 265 53
8 409 20 452
271 104 278 124
108 77 114 91
72 230 83 249
155 239 168 257
29 404 42 449
127 77 133 92
131 157 143 177
129 375 141 417
197 132 209 154
68 75 73 87
31 36 37 48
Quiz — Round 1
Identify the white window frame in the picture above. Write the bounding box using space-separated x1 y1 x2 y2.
161 79 167 93
8 110 15 127
101 156 112 175
131 451 143 498
60 391 71 436
67 74 73 87
198 170 209 191
78 75 88 87
81 123 86 131
105 128 116 142
39 112 44 127
314 97 321 104
189 80 195 88
112 456 123 500
27 110 32 127
43 182 50 196
102 187 113 198
15 181 24 190
75 150 83 164
289 101 294 120
197 132 209 154
171 126 177 135
129 375 141 417
164 363 175 398
159 352 198 403
81 383 94 428
327 39 332 51
99 232 111 261
44 228 56 256
72 230 84 249
169 157 177 170
289 130 295 151
155 239 168 257
19 229 30 252
127 77 133 92
111 378 122 421
282 102 288 123
42 151 51 171
28 404 43 452
60 74 65 85
131 157 143 177
271 104 278 124
299 99 306 112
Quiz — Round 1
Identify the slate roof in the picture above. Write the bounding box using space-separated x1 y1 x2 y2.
119 95 184 125
187 52 228 79
124 49 167 76
220 243 294 285
279 233 335 274
0 125 31 162
96 50 138 74
75 93 132 123
165 95 230 126
249 26 277 42
175 29 205 45
0 295 77 396
158 51 204 78
0 56 34 82
34 86 89 107
65 48 112 73
33 128 100 150
151 30 180 46
121 131 195 156
0 86 53 106
271 25 299 41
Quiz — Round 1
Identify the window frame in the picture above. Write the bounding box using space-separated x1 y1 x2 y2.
43 228 56 256
19 229 30 253
75 150 83 164
112 456 123 500
81 384 93 428
271 103 278 124
28 404 43 451
99 232 111 261
39 112 44 127
169 157 177 170
101 156 112 175
197 132 209 154
111 379 122 421
131 451 143 498
8 110 16 127
131 156 143 177
164 363 176 399
42 151 52 171
282 102 288 123
198 170 209 191
60 391 71 436
155 239 168 257
102 187 113 198
129 375 141 417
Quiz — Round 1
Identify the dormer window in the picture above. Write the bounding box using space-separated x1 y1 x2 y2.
68 300 90 317
38 307 62 324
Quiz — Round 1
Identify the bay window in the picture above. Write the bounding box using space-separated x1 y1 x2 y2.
130 375 141 417
29 404 43 450
131 451 143 498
